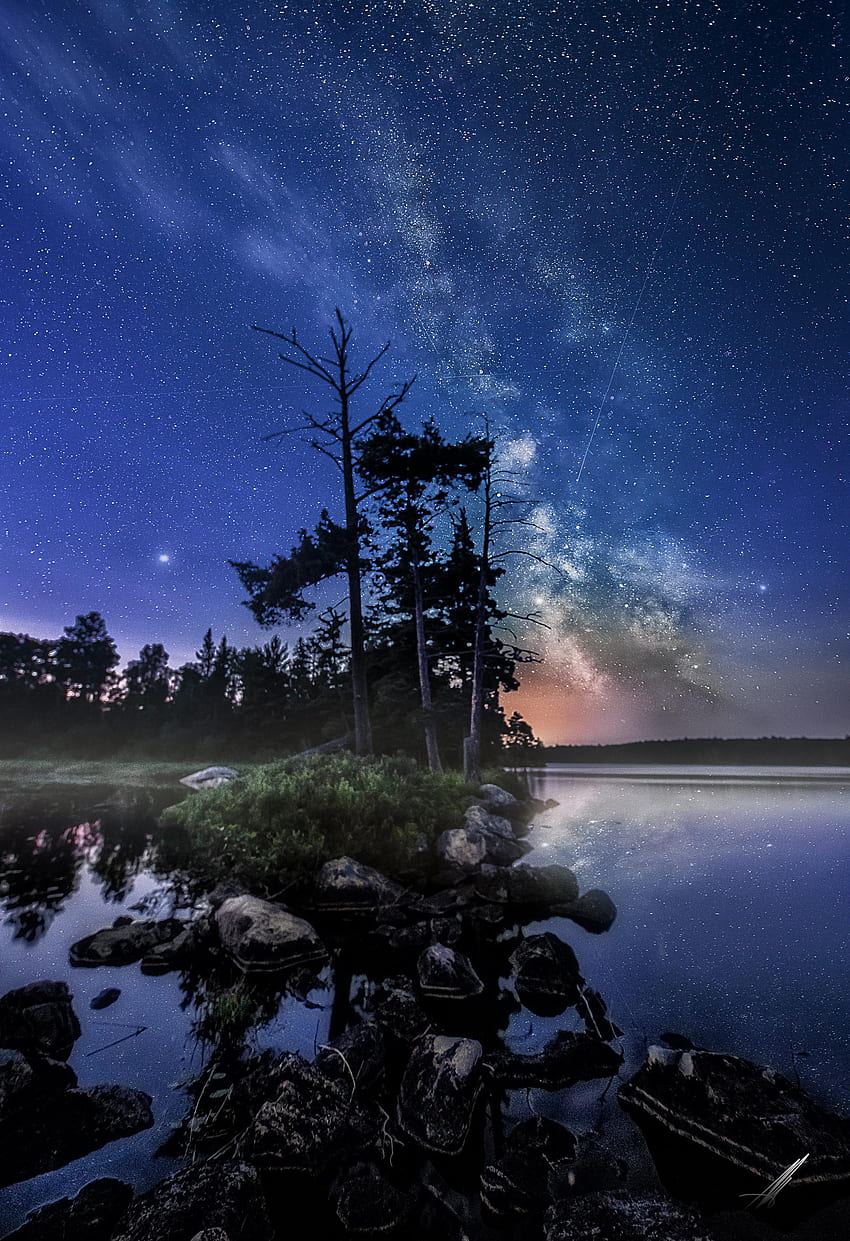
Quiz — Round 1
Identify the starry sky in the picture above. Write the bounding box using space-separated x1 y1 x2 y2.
2 0 847 744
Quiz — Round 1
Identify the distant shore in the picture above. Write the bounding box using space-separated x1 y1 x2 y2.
543 736 850 766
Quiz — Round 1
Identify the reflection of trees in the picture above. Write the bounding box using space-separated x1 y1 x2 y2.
0 800 86 941
88 810 154 903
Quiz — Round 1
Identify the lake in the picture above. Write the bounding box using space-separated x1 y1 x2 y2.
1 764 849 1232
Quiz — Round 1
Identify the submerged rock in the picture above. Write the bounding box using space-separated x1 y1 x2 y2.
362 977 431 1044
179 766 239 790
90 987 121 1010
618 1045 850 1189
317 1021 387 1095
242 1052 374 1173
481 1117 577 1220
141 916 212 974
3 1177 133 1241
314 856 406 915
545 1192 713 1241
398 1034 484 1155
331 1162 413 1234
70 917 183 967
417 943 484 1000
215 895 327 974
486 1030 623 1090
475 863 580 908
111 1160 272 1241
0 1080 153 1187
555 888 617 933
511 932 582 1014
0 980 81 1059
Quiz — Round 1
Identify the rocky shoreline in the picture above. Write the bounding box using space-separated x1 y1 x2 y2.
2 782 850 1240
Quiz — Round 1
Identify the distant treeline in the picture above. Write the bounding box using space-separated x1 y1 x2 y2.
545 737 850 765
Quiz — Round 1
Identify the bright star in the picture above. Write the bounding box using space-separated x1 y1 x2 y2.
158 554 170 563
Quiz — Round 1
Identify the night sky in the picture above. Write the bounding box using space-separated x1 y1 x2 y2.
2 0 847 744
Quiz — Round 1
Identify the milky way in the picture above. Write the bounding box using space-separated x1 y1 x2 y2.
2 0 847 741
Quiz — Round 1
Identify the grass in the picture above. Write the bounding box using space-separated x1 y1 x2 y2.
155 752 510 892
0 758 221 790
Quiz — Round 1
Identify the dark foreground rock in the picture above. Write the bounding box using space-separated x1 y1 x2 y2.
241 1052 375 1172
90 987 121 1010
619 1045 850 1188
545 1192 713 1241
555 889 617 933
475 863 579 908
0 981 81 1058
481 1117 577 1220
70 917 184 966
511 932 583 1014
398 1034 483 1155
486 1030 623 1089
215 895 327 974
111 1160 272 1241
0 1079 153 1186
3 1177 133 1241
330 1161 413 1234
316 1021 387 1095
417 943 484 999
314 856 406 914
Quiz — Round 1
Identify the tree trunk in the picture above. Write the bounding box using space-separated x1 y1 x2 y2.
464 460 492 782
411 561 442 772
340 366 373 756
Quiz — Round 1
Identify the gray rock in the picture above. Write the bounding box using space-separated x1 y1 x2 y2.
475 863 579 908
364 978 431 1044
417 943 484 1000
545 1192 713 1241
314 856 406 914
241 1053 375 1173
215 895 327 974
179 765 239 790
398 1034 483 1155
0 980 81 1058
478 783 519 807
464 803 516 836
3 1177 133 1241
317 1021 387 1094
141 916 212 974
0 1048 36 1113
555 888 617 933
190 1231 232 1241
331 1162 413 1234
436 825 489 871
70 918 184 966
112 1160 272 1241
511 932 582 1015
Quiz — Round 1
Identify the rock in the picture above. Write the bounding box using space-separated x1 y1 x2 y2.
331 1162 413 1234
215 895 327 974
555 888 617 933
398 1034 483 1155
0 1081 153 1187
0 1047 76 1117
464 803 516 836
511 932 582 1014
482 1117 577 1219
314 856 407 915
0 980 81 1058
576 987 622 1042
141 917 212 974
545 1192 713 1241
476 863 580 908
436 825 489 871
242 1052 375 1173
317 1021 387 1095
179 766 239 790
3 1177 133 1241
90 987 121 1010
417 943 484 1000
70 917 184 966
112 1160 272 1241
190 1232 232 1241
478 783 519 807
486 1030 623 1090
0 1047 36 1113
363 978 431 1044
618 1045 850 1189
548 1132 629 1198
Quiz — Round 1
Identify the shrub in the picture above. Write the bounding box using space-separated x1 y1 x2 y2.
155 752 481 893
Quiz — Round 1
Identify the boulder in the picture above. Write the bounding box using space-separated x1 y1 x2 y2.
0 1047 75 1118
314 856 407 915
618 1045 850 1189
435 825 489 871
486 1030 623 1090
215 895 327 974
141 916 212 974
417 943 484 1000
555 889 617 933
545 1192 713 1241
476 863 580 908
481 1117 577 1220
576 987 622 1042
0 980 81 1058
3 1177 133 1241
112 1160 272 1241
70 917 184 966
317 1021 387 1095
398 1034 483 1155
241 1053 375 1173
363 978 431 1044
331 1162 413 1234
179 766 239 790
511 932 582 1015
478 783 519 807
464 804 516 836
90 987 121 1010
0 1081 153 1187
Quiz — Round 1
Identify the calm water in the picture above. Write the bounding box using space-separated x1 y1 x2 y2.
1 766 849 1231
